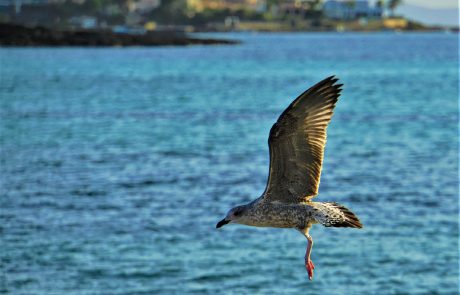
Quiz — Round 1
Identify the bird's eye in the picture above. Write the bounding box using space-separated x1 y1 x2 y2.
234 210 241 217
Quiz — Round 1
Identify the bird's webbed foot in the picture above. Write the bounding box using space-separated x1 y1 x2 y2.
304 257 315 280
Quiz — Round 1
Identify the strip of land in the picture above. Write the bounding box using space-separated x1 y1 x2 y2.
0 23 238 47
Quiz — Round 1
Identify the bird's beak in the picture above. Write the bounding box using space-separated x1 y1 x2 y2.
216 218 230 229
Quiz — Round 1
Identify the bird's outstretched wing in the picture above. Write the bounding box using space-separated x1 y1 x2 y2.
262 76 342 203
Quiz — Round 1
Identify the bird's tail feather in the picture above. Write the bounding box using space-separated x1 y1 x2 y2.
313 202 363 228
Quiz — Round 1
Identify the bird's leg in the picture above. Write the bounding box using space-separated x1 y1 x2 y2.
304 234 315 280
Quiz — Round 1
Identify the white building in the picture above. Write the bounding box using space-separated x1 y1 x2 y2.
323 0 383 20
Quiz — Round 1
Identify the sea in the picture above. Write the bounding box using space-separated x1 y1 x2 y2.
1 32 458 294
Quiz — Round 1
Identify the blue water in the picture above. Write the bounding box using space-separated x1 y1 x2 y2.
1 33 458 294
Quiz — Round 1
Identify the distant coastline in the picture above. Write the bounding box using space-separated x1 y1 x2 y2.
196 18 458 33
2 0 458 48
0 23 238 47
1 20 456 48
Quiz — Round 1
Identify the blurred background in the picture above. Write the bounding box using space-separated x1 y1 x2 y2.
0 0 459 34
0 1 459 294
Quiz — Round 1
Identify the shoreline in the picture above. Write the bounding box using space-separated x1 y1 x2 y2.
195 19 458 34
1 22 455 48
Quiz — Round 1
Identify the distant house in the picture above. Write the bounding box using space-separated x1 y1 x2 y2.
383 17 407 29
323 0 382 20
128 0 161 14
224 15 240 28
69 16 98 29
187 0 266 12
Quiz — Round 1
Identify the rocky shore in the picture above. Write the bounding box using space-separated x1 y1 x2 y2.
0 23 238 47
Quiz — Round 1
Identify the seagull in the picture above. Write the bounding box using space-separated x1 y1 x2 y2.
216 76 363 280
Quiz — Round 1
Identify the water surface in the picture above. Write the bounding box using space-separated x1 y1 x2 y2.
1 32 458 294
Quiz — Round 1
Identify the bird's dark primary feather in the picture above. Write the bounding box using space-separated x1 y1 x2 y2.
262 76 342 203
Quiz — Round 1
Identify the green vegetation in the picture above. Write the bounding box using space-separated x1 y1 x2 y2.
3 0 446 32
148 0 266 26
387 0 403 16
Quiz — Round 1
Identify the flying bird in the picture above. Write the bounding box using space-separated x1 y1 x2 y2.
216 76 363 280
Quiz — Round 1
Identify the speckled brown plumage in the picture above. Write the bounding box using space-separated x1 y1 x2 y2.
216 76 363 280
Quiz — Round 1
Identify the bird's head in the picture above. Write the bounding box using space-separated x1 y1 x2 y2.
216 205 248 228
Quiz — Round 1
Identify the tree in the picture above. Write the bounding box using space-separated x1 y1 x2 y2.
388 0 403 17
306 0 324 11
149 0 188 24
344 0 356 8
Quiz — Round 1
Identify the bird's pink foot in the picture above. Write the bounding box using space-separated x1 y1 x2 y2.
305 259 315 280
